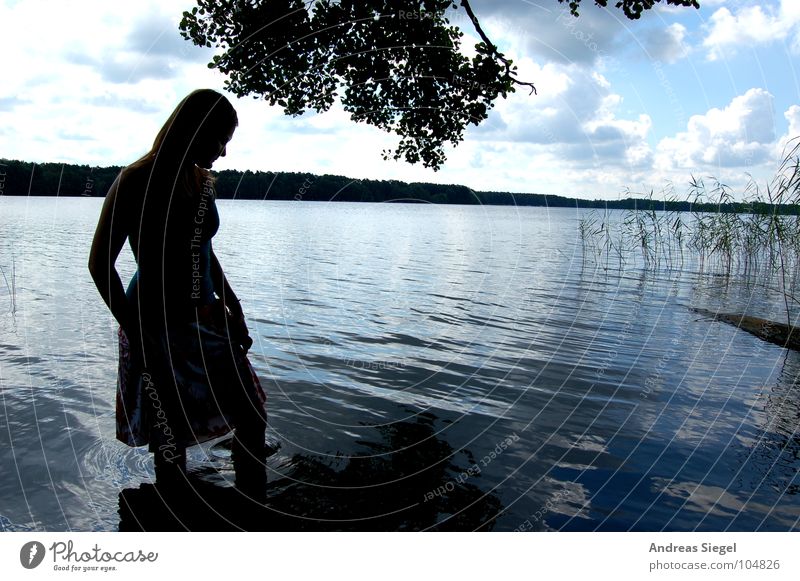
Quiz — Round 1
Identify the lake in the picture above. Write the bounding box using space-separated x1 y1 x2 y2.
0 195 798 531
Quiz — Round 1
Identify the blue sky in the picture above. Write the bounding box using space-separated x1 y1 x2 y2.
1 0 798 200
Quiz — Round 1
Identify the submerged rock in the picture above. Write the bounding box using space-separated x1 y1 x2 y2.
691 307 800 351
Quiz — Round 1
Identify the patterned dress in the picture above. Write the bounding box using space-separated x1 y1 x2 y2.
115 185 266 452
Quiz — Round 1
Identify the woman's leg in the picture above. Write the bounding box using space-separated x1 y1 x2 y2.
145 362 189 485
153 444 187 484
200 309 269 499
231 399 267 499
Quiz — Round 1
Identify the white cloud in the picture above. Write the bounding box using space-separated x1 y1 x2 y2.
786 105 800 137
63 6 213 84
644 23 689 64
0 0 796 200
703 0 800 60
778 105 800 158
467 61 653 171
0 0 225 165
696 0 730 6
655 88 777 171
446 0 645 70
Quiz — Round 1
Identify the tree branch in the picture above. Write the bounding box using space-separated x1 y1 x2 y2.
459 0 536 95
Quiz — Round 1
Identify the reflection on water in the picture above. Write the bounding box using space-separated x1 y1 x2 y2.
737 350 800 500
0 197 799 531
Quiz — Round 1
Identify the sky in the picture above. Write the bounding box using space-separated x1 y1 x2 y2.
1 0 799 200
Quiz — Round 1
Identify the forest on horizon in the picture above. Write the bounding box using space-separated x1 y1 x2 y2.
1 158 796 215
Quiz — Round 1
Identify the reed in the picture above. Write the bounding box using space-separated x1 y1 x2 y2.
0 253 17 315
579 138 800 325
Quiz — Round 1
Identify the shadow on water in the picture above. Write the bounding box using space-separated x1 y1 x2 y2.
118 412 504 531
742 350 800 497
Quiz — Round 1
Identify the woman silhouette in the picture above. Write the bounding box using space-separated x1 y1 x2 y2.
89 89 267 495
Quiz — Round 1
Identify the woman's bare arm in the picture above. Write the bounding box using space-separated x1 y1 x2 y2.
88 172 131 330
210 247 241 314
210 247 252 350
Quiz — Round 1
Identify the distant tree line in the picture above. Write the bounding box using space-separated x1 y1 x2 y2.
1 158 797 214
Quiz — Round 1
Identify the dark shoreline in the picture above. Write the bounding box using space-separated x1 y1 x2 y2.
2 158 798 214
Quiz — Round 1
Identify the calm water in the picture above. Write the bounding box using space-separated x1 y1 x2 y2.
0 196 798 531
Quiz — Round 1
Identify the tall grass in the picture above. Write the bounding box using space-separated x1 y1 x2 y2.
579 138 800 326
0 252 17 315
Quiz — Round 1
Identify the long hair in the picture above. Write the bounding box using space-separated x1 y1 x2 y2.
127 89 238 198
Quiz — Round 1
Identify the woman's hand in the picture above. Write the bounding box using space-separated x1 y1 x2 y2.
226 300 253 352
